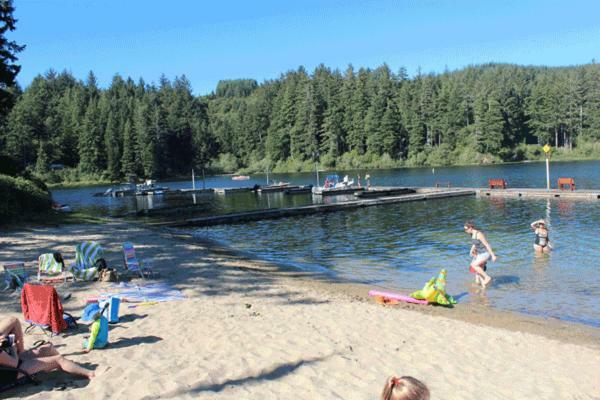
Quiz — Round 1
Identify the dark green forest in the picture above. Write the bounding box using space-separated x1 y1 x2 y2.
1 62 600 183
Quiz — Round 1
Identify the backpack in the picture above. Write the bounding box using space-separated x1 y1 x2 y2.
99 268 118 282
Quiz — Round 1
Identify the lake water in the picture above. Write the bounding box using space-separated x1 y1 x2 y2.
51 161 600 326
53 160 600 217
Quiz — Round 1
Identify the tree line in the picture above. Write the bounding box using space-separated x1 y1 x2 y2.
1 62 599 181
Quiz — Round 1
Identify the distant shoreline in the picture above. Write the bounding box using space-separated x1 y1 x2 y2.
46 158 600 190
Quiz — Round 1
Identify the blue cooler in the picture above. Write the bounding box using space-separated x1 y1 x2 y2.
99 296 121 323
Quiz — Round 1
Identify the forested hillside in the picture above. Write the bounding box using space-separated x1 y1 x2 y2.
1 63 599 182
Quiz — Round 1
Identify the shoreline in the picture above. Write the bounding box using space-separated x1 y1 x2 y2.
1 221 598 399
175 230 600 350
46 158 600 190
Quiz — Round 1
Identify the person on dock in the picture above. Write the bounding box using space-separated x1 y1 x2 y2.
365 174 371 189
464 221 497 288
380 376 430 400
530 219 551 253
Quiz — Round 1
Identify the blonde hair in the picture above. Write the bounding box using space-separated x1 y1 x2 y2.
381 376 430 400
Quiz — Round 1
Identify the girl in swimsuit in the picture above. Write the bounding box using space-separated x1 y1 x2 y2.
531 219 551 253
464 221 497 288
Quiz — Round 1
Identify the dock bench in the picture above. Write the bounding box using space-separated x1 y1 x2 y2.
557 177 576 191
488 179 507 189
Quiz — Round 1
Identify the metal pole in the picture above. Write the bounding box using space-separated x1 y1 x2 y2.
202 168 206 190
546 156 550 190
316 162 320 188
192 169 196 191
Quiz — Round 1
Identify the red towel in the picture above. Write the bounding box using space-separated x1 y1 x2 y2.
20 283 67 334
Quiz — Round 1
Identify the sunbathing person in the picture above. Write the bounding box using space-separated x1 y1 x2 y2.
0 316 95 383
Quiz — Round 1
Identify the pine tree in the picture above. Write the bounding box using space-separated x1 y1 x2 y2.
0 0 24 115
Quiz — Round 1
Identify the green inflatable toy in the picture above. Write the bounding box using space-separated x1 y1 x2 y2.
410 269 457 306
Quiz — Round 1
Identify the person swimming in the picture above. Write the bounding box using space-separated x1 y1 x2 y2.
531 219 551 253
464 221 497 288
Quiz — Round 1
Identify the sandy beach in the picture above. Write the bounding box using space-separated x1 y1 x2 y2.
1 221 598 400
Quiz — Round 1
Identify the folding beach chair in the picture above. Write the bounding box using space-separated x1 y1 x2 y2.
37 253 68 284
69 242 103 281
20 283 71 336
122 242 154 279
2 262 30 291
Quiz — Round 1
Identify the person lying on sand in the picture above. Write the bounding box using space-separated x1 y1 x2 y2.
0 316 95 384
381 376 430 400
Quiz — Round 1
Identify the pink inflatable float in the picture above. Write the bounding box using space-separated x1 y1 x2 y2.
368 290 429 305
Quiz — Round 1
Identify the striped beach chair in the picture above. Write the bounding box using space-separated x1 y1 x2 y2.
69 241 103 281
37 253 67 283
123 242 154 279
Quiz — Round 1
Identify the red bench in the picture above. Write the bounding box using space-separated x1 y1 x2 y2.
488 179 507 189
557 177 575 191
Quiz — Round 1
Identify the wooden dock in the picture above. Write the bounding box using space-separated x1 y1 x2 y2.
157 188 475 227
214 187 255 194
475 188 600 200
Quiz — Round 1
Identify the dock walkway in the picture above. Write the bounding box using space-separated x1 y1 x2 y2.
475 187 600 200
158 188 474 227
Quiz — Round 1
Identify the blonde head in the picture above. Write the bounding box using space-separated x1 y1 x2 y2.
381 376 430 400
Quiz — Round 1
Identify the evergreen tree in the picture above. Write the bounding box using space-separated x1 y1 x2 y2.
0 0 24 115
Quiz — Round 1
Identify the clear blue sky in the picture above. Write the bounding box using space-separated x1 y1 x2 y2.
11 0 600 95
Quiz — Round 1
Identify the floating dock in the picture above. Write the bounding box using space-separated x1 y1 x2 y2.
214 187 255 194
178 188 215 194
354 187 415 198
475 188 600 200
157 188 475 227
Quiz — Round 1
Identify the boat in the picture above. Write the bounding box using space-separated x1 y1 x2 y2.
52 202 72 212
232 175 250 181
312 174 362 195
257 181 297 193
135 180 169 196
284 184 313 194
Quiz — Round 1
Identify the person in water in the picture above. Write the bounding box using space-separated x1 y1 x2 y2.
464 221 497 288
530 219 551 253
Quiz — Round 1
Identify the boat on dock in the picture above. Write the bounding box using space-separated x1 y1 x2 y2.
257 182 296 193
92 180 169 197
135 180 169 196
312 174 362 196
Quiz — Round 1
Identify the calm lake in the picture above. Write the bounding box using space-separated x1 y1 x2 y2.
52 160 600 326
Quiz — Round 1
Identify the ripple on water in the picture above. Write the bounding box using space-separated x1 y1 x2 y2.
196 197 600 327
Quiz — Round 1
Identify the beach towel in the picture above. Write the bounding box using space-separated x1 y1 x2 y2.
89 282 185 303
37 253 66 283
69 242 103 281
21 283 68 334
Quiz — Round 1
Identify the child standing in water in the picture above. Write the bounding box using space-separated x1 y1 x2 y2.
464 221 497 288
531 219 551 253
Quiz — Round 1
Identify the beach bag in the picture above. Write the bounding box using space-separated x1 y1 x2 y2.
99 268 118 282
94 258 108 272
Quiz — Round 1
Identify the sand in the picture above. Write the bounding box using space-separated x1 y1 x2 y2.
1 221 599 399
